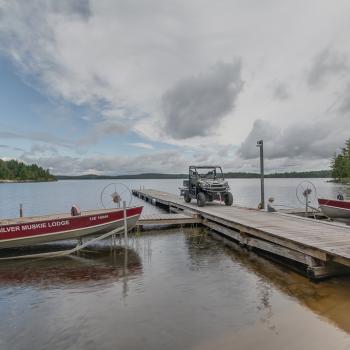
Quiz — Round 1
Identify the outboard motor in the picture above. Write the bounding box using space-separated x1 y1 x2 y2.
337 193 344 200
71 204 81 216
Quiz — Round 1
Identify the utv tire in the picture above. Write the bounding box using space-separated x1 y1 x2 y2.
184 192 191 203
197 192 206 207
224 192 233 206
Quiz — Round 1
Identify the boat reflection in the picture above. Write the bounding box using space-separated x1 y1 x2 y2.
0 244 142 289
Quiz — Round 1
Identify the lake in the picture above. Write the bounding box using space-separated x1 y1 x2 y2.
1 178 349 218
1 178 350 350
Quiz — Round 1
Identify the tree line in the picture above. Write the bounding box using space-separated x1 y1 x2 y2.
57 170 331 180
0 159 56 181
331 139 350 183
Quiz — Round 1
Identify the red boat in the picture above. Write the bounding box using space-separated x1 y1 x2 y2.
318 198 350 219
0 206 142 249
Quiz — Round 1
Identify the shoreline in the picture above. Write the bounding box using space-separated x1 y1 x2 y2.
0 179 57 184
56 176 332 180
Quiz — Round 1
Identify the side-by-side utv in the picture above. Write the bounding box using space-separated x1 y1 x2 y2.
180 166 233 207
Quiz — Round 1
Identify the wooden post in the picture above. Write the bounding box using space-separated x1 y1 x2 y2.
123 200 128 246
257 140 265 209
19 204 23 218
112 232 116 249
305 191 309 214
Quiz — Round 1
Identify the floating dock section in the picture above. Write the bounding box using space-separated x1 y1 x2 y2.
137 213 200 228
133 188 350 279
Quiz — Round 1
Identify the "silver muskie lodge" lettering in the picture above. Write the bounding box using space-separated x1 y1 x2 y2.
0 220 70 233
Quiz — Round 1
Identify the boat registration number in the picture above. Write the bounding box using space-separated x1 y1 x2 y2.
89 215 109 221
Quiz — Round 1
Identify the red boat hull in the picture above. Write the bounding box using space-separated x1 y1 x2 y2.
0 206 142 249
318 198 350 218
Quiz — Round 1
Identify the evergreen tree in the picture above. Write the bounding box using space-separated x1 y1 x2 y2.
331 139 350 183
0 160 56 181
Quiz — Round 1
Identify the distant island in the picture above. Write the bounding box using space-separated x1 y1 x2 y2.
56 170 331 180
0 159 56 183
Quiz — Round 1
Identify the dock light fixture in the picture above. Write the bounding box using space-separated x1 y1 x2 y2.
256 140 265 209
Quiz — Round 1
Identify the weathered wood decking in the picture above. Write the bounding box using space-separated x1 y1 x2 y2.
137 213 200 227
133 188 350 279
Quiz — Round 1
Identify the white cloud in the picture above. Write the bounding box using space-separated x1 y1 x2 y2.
77 120 128 145
128 143 154 150
0 144 24 152
20 151 189 175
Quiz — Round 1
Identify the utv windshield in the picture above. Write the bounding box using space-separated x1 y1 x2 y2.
190 167 224 180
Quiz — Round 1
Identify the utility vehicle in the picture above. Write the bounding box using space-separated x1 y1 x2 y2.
180 166 233 207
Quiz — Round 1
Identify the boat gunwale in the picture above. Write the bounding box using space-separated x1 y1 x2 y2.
0 213 141 246
0 206 143 226
318 198 350 208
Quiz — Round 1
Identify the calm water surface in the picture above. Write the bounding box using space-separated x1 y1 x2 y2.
1 179 350 350
0 178 349 218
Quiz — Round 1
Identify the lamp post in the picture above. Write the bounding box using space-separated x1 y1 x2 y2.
256 140 265 209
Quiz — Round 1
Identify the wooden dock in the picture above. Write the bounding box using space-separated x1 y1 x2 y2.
133 188 350 279
137 213 200 227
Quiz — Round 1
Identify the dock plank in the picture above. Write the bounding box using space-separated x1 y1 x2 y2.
137 213 200 226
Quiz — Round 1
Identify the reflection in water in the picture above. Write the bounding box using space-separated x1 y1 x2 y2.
123 245 129 298
0 245 142 289
256 279 276 333
218 235 350 335
183 227 350 337
184 227 223 270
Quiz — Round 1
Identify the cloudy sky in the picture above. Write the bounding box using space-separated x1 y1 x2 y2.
0 0 349 175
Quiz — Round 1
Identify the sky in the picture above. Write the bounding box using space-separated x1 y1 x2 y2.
0 0 349 175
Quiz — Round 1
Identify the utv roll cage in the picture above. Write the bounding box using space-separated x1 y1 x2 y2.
189 166 224 181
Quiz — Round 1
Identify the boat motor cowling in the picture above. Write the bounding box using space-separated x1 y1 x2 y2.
71 204 81 216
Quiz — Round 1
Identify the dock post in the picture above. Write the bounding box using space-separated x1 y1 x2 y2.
257 140 265 209
123 201 128 246
112 232 116 249
77 237 83 255
19 203 23 218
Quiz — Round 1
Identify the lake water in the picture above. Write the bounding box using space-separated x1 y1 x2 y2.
1 179 350 350
1 178 349 219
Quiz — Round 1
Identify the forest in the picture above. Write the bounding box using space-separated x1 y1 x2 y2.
331 139 350 183
0 159 56 182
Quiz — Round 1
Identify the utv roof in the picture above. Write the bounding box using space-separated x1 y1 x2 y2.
189 165 222 168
